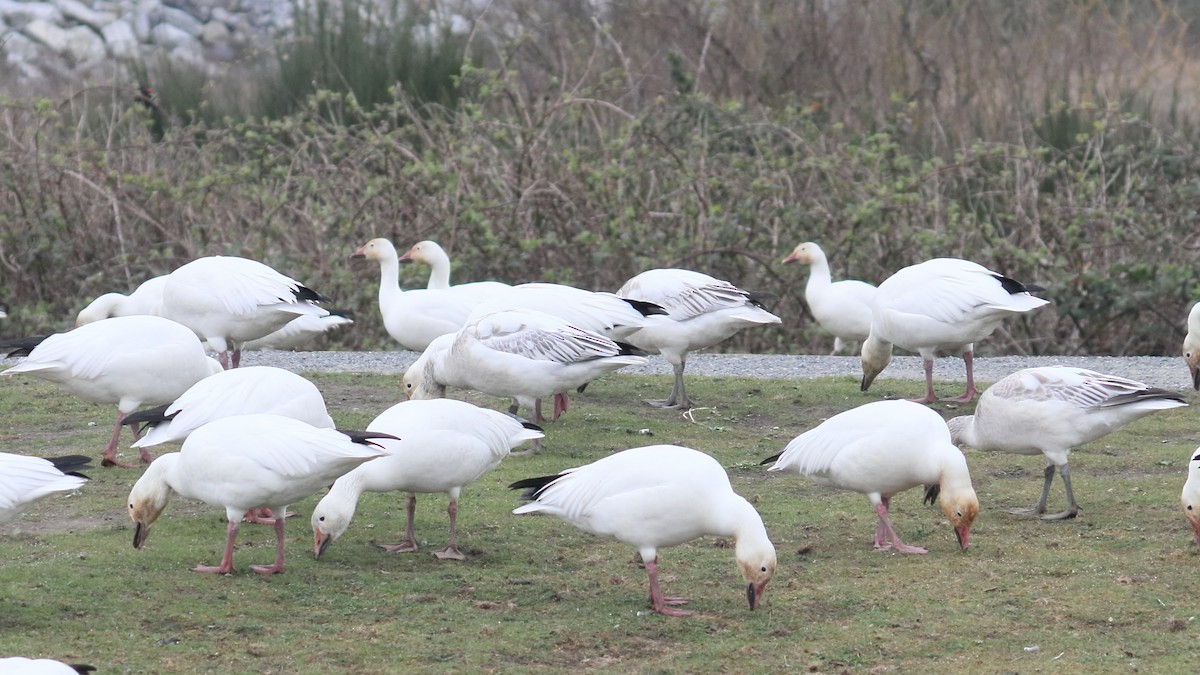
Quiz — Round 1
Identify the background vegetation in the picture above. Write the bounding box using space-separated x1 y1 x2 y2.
2 0 1200 355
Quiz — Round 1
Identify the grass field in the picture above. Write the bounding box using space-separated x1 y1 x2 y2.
1 370 1197 673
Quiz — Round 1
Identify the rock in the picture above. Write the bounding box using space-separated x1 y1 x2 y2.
158 5 203 37
23 18 71 52
0 1 63 27
101 18 139 59
63 25 107 66
132 0 158 41
200 18 228 44
53 0 116 30
150 21 194 50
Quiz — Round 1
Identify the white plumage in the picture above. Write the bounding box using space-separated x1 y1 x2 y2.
127 413 386 574
1 315 223 467
617 268 782 409
511 444 776 616
782 242 876 355
1182 302 1200 390
75 275 168 326
860 257 1049 403
0 657 95 674
948 366 1187 520
766 399 978 554
240 313 354 351
397 239 510 299
311 399 542 560
0 454 88 525
467 282 662 342
1183 449 1200 546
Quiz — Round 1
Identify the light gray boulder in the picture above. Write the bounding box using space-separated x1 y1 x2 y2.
0 1 63 27
150 21 194 49
63 24 107 65
101 19 139 59
53 0 116 31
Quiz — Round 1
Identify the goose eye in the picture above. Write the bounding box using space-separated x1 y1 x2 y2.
319 516 326 521
760 566 767 572
1189 506 1194 511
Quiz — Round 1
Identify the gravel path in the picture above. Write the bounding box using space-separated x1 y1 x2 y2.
241 350 1195 392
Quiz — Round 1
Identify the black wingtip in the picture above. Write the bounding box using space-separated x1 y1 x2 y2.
70 666 97 675
923 483 941 505
294 284 332 304
338 429 401 447
992 273 1044 296
759 452 782 466
121 403 174 428
746 291 778 310
508 474 559 500
621 298 668 317
0 334 50 358
42 454 94 475
615 341 650 358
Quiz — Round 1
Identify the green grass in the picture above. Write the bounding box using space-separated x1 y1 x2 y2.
1 371 1198 673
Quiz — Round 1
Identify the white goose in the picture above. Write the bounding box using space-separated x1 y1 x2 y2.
128 414 388 574
311 399 543 560
352 238 481 352
616 268 782 408
160 256 329 369
0 658 95 674
510 444 776 617
948 366 1187 520
240 313 354 351
0 453 90 525
1182 302 1200 390
782 242 876 355
765 399 978 554
1 315 223 467
1183 449 1200 546
467 282 665 342
404 309 647 424
860 257 1049 403
75 274 168 326
397 240 510 299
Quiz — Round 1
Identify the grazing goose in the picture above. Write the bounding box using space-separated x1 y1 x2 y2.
240 312 354 351
466 283 666 342
781 242 876 355
75 275 168 326
764 399 978 554
948 367 1187 520
311 399 543 560
860 257 1048 403
510 444 776 616
351 238 480 352
616 268 782 409
1183 449 1200 546
404 309 647 424
397 240 511 298
160 255 329 369
1 316 223 467
128 414 389 574
0 454 90 525
0 658 96 674
1183 302 1200 390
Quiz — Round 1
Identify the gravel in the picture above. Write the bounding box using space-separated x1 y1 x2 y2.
240 350 1195 392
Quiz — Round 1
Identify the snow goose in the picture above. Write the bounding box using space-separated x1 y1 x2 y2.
781 242 876 355
0 454 90 525
1 316 223 468
616 268 782 409
764 399 978 553
240 312 354 351
404 308 647 424
75 275 168 326
1183 449 1200 546
311 399 542 560
351 237 481 352
397 240 510 298
1182 302 1200 389
128 414 390 574
0 658 95 674
859 257 1048 403
159 255 329 369
467 282 666 342
510 444 776 616
948 367 1187 520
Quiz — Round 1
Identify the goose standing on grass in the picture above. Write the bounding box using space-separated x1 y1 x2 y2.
948 367 1187 520
1182 302 1200 389
160 256 329 369
311 399 543 561
0 454 91 525
859 257 1048 403
1182 449 1200 546
781 242 876 355
128 414 390 574
397 240 510 299
616 268 782 409
764 399 978 554
1 316 223 468
404 308 647 424
75 275 168 326
510 444 776 617
351 237 481 352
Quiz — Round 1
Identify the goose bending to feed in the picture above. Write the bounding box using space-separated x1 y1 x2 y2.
75 274 167 326
352 238 481 352
128 414 390 574
0 658 96 674
764 399 978 554
1 316 223 467
0 454 91 525
510 444 776 616
859 257 1048 403
1183 302 1200 390
616 268 781 409
948 367 1187 520
404 309 647 424
311 399 543 560
1183 449 1200 546
240 312 354 351
160 255 329 369
397 240 510 299
781 242 876 355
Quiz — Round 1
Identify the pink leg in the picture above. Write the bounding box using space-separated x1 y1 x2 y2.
250 516 287 574
552 392 569 420
873 496 891 548
646 557 692 616
907 359 938 404
940 350 977 402
194 518 240 574
101 410 135 468
380 494 419 553
130 423 157 465
873 502 927 554
432 499 466 560
217 351 230 370
232 347 242 369
534 399 547 423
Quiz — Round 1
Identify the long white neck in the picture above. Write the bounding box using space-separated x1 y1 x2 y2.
376 247 404 307
805 249 833 292
424 247 453 290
